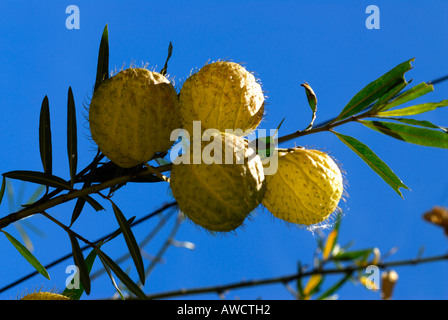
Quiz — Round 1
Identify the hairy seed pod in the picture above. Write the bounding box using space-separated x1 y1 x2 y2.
21 292 71 300
89 68 181 168
262 148 343 226
179 61 264 138
170 132 266 232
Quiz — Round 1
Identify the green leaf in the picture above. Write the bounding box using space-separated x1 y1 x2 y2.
67 87 78 187
0 176 5 207
1 230 50 280
2 170 72 190
111 201 145 285
360 120 448 149
63 243 100 300
301 82 317 129
377 82 434 112
98 253 125 300
336 59 414 121
332 248 373 262
96 249 147 299
317 273 353 300
94 24 109 91
160 41 173 76
333 131 409 197
379 117 448 133
370 81 409 113
376 100 448 117
68 233 91 295
39 95 52 175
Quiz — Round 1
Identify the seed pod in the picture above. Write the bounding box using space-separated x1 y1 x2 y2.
179 61 264 138
169 132 266 232
21 292 71 300
262 148 344 226
89 68 181 168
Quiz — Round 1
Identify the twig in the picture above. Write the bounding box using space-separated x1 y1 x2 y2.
142 252 448 300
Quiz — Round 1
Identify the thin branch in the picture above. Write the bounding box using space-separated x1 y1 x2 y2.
0 201 177 294
141 252 448 300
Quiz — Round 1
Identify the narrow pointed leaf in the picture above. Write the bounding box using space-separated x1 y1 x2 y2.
378 82 434 112
371 83 409 115
97 252 125 300
67 87 78 187
83 195 104 212
111 201 145 285
96 249 147 299
2 170 72 190
317 273 353 300
0 176 5 207
39 96 52 175
333 131 408 197
104 216 136 244
379 117 448 132
68 233 91 295
1 230 50 280
360 120 448 149
94 24 109 91
63 243 100 300
301 82 317 128
377 100 448 117
160 41 173 76
336 59 413 121
332 248 373 261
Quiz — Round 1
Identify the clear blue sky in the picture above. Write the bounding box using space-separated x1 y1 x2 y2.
1 0 448 300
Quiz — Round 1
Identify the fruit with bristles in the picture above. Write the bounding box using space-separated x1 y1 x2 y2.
262 147 343 226
179 61 264 138
169 132 266 232
89 68 181 168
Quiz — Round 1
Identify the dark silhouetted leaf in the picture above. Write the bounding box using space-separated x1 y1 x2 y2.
360 120 448 149
336 59 413 121
2 170 72 190
62 243 101 300
0 176 5 207
67 87 78 187
68 233 91 295
84 195 104 212
160 41 173 76
1 230 50 280
96 249 147 299
333 131 409 197
111 201 145 285
39 96 52 175
94 25 109 91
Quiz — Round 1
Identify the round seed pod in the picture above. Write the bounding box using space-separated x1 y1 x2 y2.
169 132 266 232
21 292 71 300
262 147 344 226
179 61 264 138
89 68 182 168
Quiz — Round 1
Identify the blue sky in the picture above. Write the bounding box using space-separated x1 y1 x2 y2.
1 1 448 300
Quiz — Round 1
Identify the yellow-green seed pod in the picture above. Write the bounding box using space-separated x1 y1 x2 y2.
169 132 266 232
20 292 71 300
179 61 264 138
262 148 343 226
89 68 182 168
